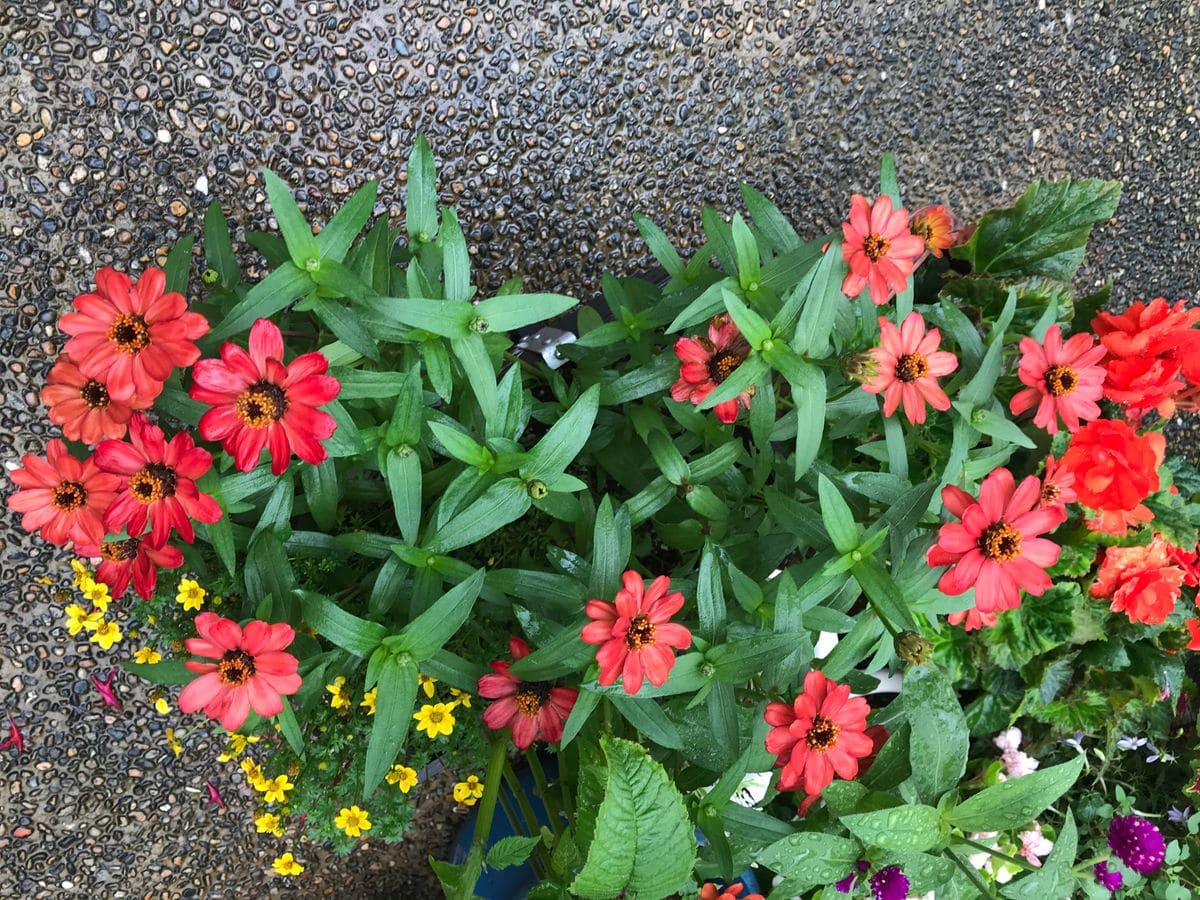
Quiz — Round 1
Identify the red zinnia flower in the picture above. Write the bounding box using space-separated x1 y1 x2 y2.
7 439 120 547
926 468 1064 614
42 355 145 445
77 536 184 600
700 883 764 900
908 204 959 258
765 670 875 806
478 637 579 749
1038 454 1077 512
1009 325 1106 435
861 312 958 424
840 194 926 305
1090 535 1186 625
669 314 754 424
95 414 222 548
178 611 302 731
59 267 209 403
189 318 341 475
581 570 692 694
1059 419 1164 535
948 607 999 631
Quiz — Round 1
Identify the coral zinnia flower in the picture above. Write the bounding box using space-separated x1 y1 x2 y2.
840 194 926 304
926 468 1064 614
178 611 302 731
42 355 144 445
190 318 341 474
670 314 754 424
1009 325 1107 434
1038 454 1077 512
765 670 875 804
77 536 185 600
948 607 999 631
861 312 958 425
700 883 764 900
581 570 693 694
477 636 579 749
1090 535 1186 625
95 414 222 548
1058 419 1164 535
7 439 121 547
59 267 209 403
909 204 959 258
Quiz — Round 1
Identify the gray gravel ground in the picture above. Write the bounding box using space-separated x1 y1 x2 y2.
1 0 1198 896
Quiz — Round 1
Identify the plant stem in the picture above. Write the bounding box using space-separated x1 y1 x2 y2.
503 761 551 875
525 749 565 837
944 848 998 899
456 736 510 899
864 594 901 637
557 745 576 823
959 837 1040 873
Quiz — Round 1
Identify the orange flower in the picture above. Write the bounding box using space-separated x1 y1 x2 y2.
861 312 958 425
1185 619 1200 651
1092 298 1200 420
1058 419 1164 535
948 607 999 631
908 204 959 257
1090 535 1186 625
840 195 926 305
42 355 144 445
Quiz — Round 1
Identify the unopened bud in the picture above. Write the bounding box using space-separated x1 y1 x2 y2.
843 350 879 384
201 267 221 285
527 479 548 500
895 631 934 666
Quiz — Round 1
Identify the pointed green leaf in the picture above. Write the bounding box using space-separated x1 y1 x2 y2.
316 179 378 261
406 135 438 242
393 569 485 660
203 201 238 287
263 168 320 269
210 263 313 340
521 385 600 481
474 292 577 333
363 653 418 797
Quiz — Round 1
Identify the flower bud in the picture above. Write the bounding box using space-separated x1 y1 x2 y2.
895 631 934 666
527 479 548 500
842 350 879 384
201 268 221 285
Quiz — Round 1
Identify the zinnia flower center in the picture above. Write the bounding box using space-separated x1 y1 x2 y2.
107 314 151 353
625 614 657 650
100 538 140 561
862 233 891 262
51 480 87 511
80 380 110 408
236 382 288 429
911 218 934 243
218 649 256 686
805 714 840 752
1043 364 1078 396
129 463 178 504
894 352 930 383
978 520 1023 562
707 340 751 384
514 683 552 717
1040 483 1060 505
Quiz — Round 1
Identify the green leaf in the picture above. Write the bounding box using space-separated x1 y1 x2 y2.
588 496 631 597
841 804 944 852
818 474 859 553
486 835 543 871
721 287 772 348
569 736 696 899
164 235 193 295
277 697 304 755
308 295 379 360
310 257 374 302
210 263 313 340
609 696 682 749
358 296 472 340
880 152 901 205
790 360 827 478
956 404 1036 449
263 168 320 269
952 179 1120 280
393 569 484 660
957 288 1017 409
903 667 969 804
406 134 438 242
203 201 238 286
707 634 796 682
475 292 578 333
385 449 422 545
560 688 600 747
426 478 531 553
244 532 296 616
731 213 762 291
440 207 471 301
251 471 294 541
666 278 732 334
740 183 801 252
696 353 768 411
756 832 861 891
299 459 339 532
634 212 685 277
363 653 419 797
315 179 378 261
948 756 1085 832
120 658 194 685
522 384 600 481
696 541 725 642
999 810 1078 899
702 205 738 274
852 557 919 633
508 623 593 681
428 421 491 467
298 590 386 657
450 333 499 423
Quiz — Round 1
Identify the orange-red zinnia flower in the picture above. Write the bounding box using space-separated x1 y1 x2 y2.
581 570 692 694
840 194 926 305
1009 325 1107 434
669 314 754 424
478 637 579 749
189 318 341 475
1090 535 1186 625
178 612 302 731
926 468 1064 614
7 440 121 547
861 312 958 425
1058 419 1164 535
700 883 764 900
908 204 959 258
1038 454 1077 513
59 267 209 404
42 355 144 445
77 536 185 600
95 414 222 548
948 607 999 631
765 670 875 805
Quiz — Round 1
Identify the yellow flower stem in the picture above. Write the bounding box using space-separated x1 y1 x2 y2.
523 749 564 839
458 736 517 897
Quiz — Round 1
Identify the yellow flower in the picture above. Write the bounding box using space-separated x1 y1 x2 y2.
147 614 157 625
133 647 162 665
218 733 259 762
418 673 438 698
176 578 206 612
89 620 122 650
261 774 294 804
386 764 418 793
165 728 182 758
81 579 110 612
360 688 377 716
154 697 170 715
453 775 485 805
272 852 304 876
334 805 372 837
255 811 281 834
241 759 269 791
326 676 351 711
71 559 90 587
449 688 472 708
212 594 223 607
413 703 456 738
65 604 102 635
36 575 53 586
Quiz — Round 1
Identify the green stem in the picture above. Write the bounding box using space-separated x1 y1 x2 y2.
456 736 510 899
944 848 998 899
525 749 564 837
1072 854 1109 874
497 789 525 837
557 745 576 824
865 595 901 637
959 837 1040 873
503 762 550 876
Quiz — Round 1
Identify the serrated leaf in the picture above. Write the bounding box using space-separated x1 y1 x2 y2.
486 835 543 871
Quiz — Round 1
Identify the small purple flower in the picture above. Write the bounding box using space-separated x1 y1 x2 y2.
1117 734 1147 752
1094 861 1123 892
1107 814 1166 875
1168 805 1192 825
1061 731 1085 753
836 860 870 894
869 865 909 900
